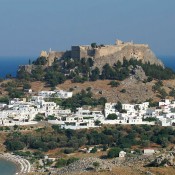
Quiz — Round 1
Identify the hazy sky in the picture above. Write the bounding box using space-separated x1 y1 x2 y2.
0 0 175 57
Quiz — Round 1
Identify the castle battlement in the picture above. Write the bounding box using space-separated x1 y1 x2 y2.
70 40 149 59
38 39 163 68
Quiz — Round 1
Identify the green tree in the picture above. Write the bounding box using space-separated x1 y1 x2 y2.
90 147 97 153
107 114 118 120
115 101 123 112
169 88 175 97
91 43 97 48
159 88 168 99
34 114 44 121
109 81 120 87
55 159 67 168
90 67 100 81
120 89 126 93
87 58 94 67
107 147 121 158
32 66 45 81
23 83 31 90
5 140 25 151
45 70 66 87
93 161 100 170
28 59 31 65
33 56 47 65
17 68 31 80
94 120 101 126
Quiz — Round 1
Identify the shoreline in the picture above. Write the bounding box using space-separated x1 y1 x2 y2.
0 153 31 174
0 157 20 174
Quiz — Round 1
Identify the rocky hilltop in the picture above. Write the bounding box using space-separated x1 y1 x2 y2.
93 43 164 70
40 39 164 69
15 39 175 104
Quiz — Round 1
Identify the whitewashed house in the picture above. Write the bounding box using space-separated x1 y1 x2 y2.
38 91 55 98
105 103 119 118
55 90 73 98
119 151 126 158
159 99 171 106
143 148 155 155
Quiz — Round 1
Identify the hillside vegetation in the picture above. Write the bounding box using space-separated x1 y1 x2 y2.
17 57 175 87
0 56 175 104
4 125 175 153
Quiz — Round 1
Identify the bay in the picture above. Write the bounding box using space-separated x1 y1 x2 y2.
0 159 17 175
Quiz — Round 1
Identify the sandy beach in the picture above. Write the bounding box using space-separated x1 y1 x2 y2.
0 153 31 175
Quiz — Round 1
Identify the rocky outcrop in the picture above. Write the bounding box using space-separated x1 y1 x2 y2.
93 44 164 71
50 155 156 175
51 157 113 175
130 65 147 81
18 65 34 74
149 152 175 167
40 50 71 66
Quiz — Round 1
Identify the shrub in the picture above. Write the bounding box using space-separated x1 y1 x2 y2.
91 43 97 48
5 140 25 151
108 81 120 87
34 114 44 121
23 83 31 90
94 120 101 126
143 117 157 122
107 114 118 120
120 89 126 93
67 157 79 165
93 161 100 168
107 147 121 158
55 159 67 168
90 146 97 153
64 148 75 154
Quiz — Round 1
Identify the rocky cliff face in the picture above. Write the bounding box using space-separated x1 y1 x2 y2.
149 151 175 167
93 44 164 70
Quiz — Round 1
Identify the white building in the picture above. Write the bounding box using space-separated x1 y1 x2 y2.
159 99 171 107
143 148 155 155
38 90 73 99
119 151 126 158
105 103 119 118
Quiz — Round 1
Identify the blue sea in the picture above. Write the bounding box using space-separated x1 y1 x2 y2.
159 56 175 70
0 56 175 78
0 159 17 175
0 56 36 78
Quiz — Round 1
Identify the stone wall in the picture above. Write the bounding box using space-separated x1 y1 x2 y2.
47 51 65 66
38 39 164 69
71 46 94 59
69 40 158 65
94 45 122 58
40 51 69 66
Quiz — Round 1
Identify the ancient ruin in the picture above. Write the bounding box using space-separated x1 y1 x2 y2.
40 39 164 68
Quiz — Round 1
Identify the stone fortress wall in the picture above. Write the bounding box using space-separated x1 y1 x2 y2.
40 39 163 68
40 49 71 66
71 39 149 60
